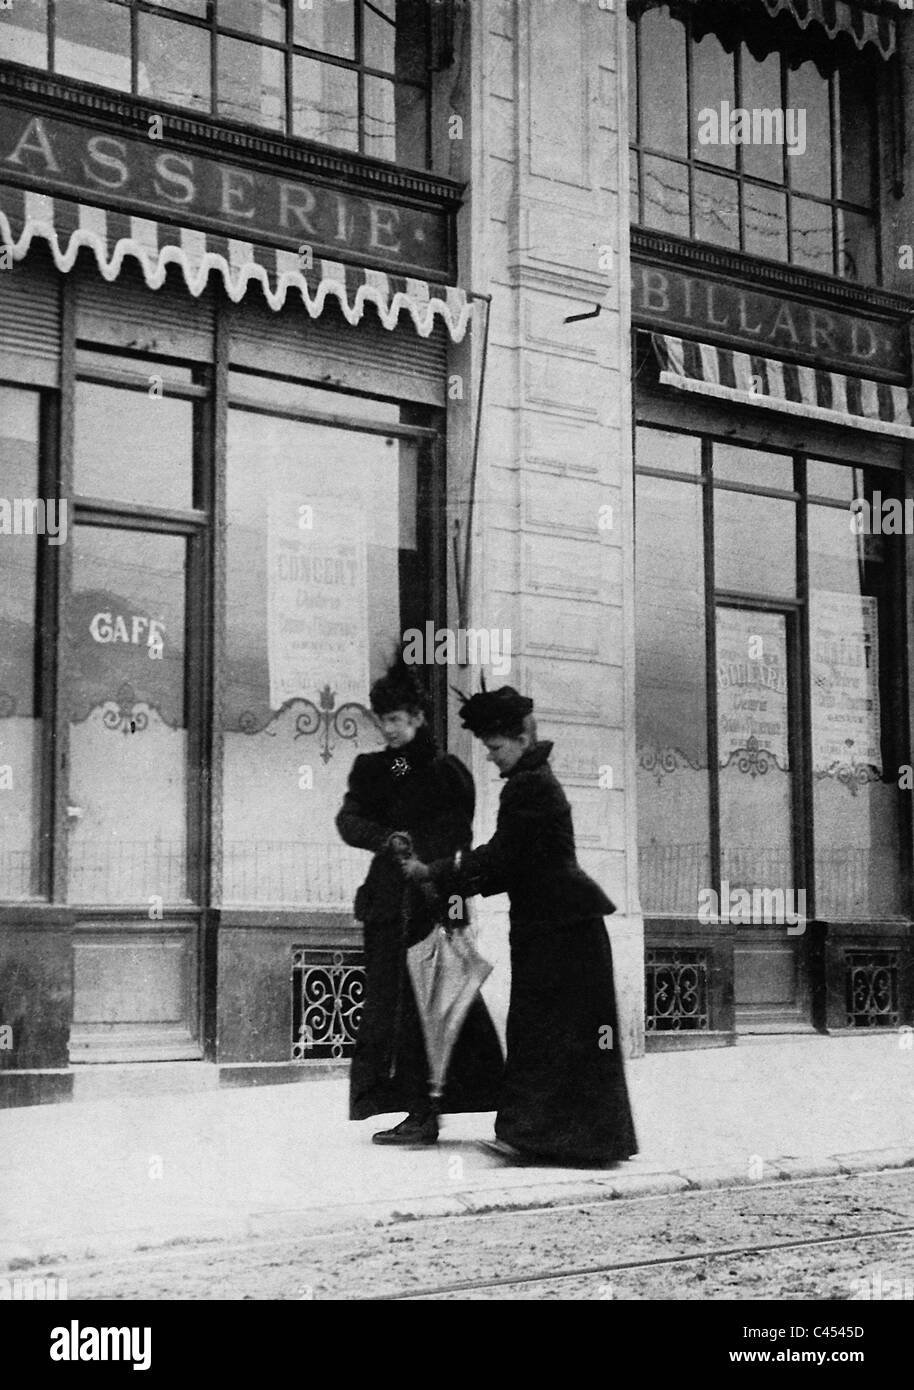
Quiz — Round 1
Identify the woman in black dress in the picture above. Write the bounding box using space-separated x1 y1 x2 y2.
404 686 637 1166
336 661 503 1145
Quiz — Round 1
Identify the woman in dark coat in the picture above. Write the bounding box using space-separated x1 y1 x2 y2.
404 686 637 1166
336 662 503 1145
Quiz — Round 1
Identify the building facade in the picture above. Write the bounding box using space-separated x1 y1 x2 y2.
1 0 912 1107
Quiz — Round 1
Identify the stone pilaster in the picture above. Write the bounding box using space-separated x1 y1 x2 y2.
443 0 644 1056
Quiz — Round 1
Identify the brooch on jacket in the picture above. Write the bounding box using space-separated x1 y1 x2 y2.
390 756 410 778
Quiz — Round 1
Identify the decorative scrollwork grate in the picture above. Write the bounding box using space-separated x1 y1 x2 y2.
645 948 710 1032
845 950 899 1028
292 947 365 1060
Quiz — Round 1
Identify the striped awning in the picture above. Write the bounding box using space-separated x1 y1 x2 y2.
652 333 914 438
0 184 473 343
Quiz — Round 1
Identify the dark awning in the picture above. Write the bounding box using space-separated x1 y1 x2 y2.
631 1 898 62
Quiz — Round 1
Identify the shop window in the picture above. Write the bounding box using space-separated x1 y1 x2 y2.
628 3 881 282
0 0 49 69
808 465 907 918
3 0 433 170
0 387 48 900
66 528 190 904
635 427 910 925
55 0 132 92
74 357 197 512
635 438 711 914
222 377 429 908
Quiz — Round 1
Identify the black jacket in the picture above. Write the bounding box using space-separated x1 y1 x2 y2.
335 726 474 931
428 741 615 926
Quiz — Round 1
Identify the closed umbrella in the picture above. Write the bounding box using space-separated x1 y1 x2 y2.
406 923 494 1109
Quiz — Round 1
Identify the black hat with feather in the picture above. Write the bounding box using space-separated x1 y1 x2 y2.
369 650 430 718
454 676 533 738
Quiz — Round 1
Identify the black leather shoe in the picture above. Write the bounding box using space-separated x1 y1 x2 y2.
372 1113 439 1146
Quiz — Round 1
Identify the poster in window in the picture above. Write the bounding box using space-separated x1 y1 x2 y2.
810 590 881 775
716 607 789 769
267 492 369 710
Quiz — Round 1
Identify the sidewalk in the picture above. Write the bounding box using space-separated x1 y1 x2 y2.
2 1034 913 1266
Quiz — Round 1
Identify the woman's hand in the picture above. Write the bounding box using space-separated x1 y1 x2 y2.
401 856 430 883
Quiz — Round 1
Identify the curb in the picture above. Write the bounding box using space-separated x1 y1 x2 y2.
3 1146 914 1271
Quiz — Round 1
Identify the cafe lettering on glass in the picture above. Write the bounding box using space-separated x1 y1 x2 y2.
0 108 449 279
632 259 908 383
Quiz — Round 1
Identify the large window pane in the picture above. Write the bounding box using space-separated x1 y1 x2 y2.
67 529 189 903
75 381 194 510
694 169 739 249
293 0 355 58
744 182 788 263
636 425 702 477
217 35 285 130
836 68 874 207
837 208 877 284
714 489 796 597
741 49 783 183
808 488 906 917
0 389 45 899
641 156 690 237
292 55 359 149
791 196 833 275
717 607 794 898
137 13 211 111
636 471 710 914
365 1 396 72
713 443 793 491
55 0 131 92
222 409 422 907
364 75 396 161
219 0 286 42
640 6 687 156
0 0 48 68
692 31 735 168
787 61 831 200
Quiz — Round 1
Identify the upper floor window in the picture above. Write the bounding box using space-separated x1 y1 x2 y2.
0 0 431 169
628 2 881 283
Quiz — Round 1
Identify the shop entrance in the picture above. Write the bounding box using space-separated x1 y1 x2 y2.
66 349 207 1063
635 394 910 1039
716 605 809 1031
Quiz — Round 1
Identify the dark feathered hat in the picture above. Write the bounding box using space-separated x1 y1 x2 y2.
369 652 429 717
455 678 533 738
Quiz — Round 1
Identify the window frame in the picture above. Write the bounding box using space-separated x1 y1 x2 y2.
627 4 883 283
633 405 913 928
28 0 433 167
0 274 447 919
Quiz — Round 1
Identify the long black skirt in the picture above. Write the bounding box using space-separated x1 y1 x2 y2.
494 915 638 1164
350 913 504 1121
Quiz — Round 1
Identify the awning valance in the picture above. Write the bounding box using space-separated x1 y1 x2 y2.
652 332 914 438
0 184 473 343
634 0 898 61
758 0 897 60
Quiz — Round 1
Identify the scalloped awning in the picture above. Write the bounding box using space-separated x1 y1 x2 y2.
758 0 897 59
641 0 898 61
0 183 473 343
653 332 914 437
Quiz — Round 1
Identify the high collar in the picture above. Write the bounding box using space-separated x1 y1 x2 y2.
505 740 554 778
383 724 437 768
